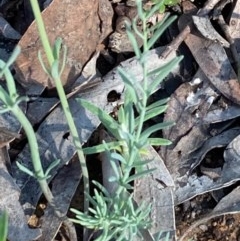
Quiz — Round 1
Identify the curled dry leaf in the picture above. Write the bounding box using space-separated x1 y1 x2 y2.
186 128 240 173
179 3 240 106
14 0 113 95
161 70 218 179
175 132 240 204
203 104 240 124
192 16 229 47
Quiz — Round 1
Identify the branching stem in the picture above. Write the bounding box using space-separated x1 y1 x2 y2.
29 0 89 219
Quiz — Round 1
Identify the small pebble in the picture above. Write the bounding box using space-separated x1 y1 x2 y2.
212 221 217 226
191 211 196 219
199 224 208 232
226 217 235 226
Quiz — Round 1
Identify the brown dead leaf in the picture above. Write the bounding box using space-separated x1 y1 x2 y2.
14 0 113 95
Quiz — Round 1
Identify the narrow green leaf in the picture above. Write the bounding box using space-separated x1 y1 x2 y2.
164 231 170 241
141 121 174 140
124 86 138 108
147 57 180 77
132 159 153 167
128 102 135 134
0 46 20 77
147 58 177 77
88 207 97 215
92 180 111 198
126 24 141 59
135 138 148 150
52 37 62 60
118 128 135 143
108 176 118 182
117 67 138 103
165 0 179 6
111 152 127 164
77 99 120 139
135 105 168 126
121 182 133 190
159 4 166 14
153 231 163 241
15 96 29 106
5 72 17 99
0 86 11 105
16 161 35 177
146 98 169 110
83 141 123 154
0 107 9 114
124 101 135 133
51 60 60 79
125 168 156 183
136 0 145 22
110 157 121 179
147 56 183 95
84 191 98 207
118 105 125 124
148 137 172 146
145 2 167 19
147 16 177 49
44 159 60 178
132 18 144 40
59 44 67 76
0 58 17 98
139 51 150 65
0 210 8 241
38 51 51 76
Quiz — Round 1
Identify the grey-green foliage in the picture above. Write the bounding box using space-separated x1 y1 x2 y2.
152 0 179 13
0 211 8 241
70 0 182 240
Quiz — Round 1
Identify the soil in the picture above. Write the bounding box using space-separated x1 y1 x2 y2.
176 193 240 241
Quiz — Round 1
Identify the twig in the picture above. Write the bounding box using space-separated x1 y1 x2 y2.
198 0 223 16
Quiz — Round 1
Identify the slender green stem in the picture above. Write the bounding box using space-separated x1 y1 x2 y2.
121 14 151 186
11 105 54 205
54 75 90 210
29 0 54 66
29 0 89 219
136 18 148 141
